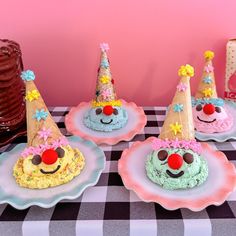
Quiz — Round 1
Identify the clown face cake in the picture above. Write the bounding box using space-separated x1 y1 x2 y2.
13 70 85 189
146 65 208 190
192 51 233 133
83 43 128 132
84 104 128 132
192 99 233 133
146 141 208 190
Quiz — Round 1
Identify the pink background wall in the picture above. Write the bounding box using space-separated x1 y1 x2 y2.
1 1 236 106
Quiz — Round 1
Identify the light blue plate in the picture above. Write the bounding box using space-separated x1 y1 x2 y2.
0 136 105 209
195 100 236 142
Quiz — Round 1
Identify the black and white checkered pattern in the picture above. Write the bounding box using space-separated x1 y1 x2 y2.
0 106 236 236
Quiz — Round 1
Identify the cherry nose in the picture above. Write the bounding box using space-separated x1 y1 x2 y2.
168 154 183 170
42 149 58 165
203 104 215 115
103 105 114 116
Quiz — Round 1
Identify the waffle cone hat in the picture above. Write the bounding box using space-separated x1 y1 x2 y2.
21 70 64 148
92 43 121 107
159 64 195 141
195 50 218 99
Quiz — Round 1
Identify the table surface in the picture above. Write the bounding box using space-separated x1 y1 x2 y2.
0 106 236 236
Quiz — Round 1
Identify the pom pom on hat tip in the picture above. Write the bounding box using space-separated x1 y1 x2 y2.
204 50 214 61
178 64 194 78
100 43 110 52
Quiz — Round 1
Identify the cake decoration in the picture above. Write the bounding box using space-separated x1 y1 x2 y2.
13 71 85 189
146 64 208 190
192 51 234 133
83 43 128 132
25 90 40 102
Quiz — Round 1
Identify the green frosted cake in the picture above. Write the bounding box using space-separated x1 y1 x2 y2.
146 64 208 190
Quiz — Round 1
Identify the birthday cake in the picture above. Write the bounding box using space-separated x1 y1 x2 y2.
83 43 128 132
146 65 208 190
192 51 233 133
13 70 85 189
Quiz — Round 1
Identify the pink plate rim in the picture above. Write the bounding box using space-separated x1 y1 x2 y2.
65 99 147 145
118 137 236 211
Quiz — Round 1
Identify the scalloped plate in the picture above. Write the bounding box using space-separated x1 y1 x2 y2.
195 100 236 142
65 99 147 145
118 137 236 211
0 136 105 209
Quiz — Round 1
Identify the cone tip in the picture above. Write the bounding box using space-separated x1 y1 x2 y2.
204 50 214 61
100 43 110 52
178 64 194 78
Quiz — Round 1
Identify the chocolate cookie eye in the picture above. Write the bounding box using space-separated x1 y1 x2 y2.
196 104 202 111
96 108 102 115
183 153 194 164
215 107 221 113
55 147 65 158
113 108 118 115
157 150 168 161
32 155 42 165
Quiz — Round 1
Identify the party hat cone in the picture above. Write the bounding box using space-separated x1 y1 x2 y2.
195 50 218 99
92 43 121 107
159 64 195 141
21 70 64 148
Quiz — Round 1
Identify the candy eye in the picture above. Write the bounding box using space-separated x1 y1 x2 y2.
113 108 118 115
55 147 65 158
96 108 102 115
32 155 42 165
183 153 194 164
157 150 168 161
215 107 221 113
196 104 202 111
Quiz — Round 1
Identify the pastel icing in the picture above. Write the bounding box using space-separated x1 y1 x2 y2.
83 106 128 132
192 105 233 133
14 145 85 189
146 147 208 190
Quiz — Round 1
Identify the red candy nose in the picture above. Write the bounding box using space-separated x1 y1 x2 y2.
103 105 114 116
168 154 183 170
42 149 58 165
203 104 215 115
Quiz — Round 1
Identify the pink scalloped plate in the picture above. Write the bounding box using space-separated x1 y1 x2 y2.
118 137 236 211
65 100 147 145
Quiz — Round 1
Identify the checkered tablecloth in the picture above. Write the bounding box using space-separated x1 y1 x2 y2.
0 106 236 236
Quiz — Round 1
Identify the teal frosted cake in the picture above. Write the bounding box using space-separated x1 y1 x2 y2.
145 64 208 190
83 43 128 132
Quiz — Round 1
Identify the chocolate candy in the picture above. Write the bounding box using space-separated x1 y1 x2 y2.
32 155 42 165
55 147 65 158
157 150 168 161
183 153 194 164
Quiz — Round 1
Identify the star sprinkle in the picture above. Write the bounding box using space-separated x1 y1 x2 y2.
21 70 35 81
204 64 214 73
177 82 187 92
37 127 52 141
100 59 109 68
173 103 184 112
100 43 110 52
203 76 212 84
25 90 40 102
202 88 213 97
100 76 110 84
170 122 182 135
33 109 48 121
101 88 112 99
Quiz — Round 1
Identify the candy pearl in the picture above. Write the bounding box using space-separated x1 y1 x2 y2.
42 149 58 165
103 105 114 116
203 104 215 115
167 153 183 170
